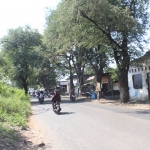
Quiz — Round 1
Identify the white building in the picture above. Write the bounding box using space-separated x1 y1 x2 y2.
128 51 150 101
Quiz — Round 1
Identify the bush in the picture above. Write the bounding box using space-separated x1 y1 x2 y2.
0 82 31 127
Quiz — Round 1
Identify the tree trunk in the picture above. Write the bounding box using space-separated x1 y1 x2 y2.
70 71 74 91
113 35 130 103
22 79 28 95
73 64 85 96
96 72 102 100
118 68 129 103
78 74 84 96
19 74 28 95
79 10 131 103
95 48 105 100
40 75 48 89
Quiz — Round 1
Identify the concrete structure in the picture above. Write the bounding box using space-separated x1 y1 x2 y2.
56 80 68 95
128 51 150 101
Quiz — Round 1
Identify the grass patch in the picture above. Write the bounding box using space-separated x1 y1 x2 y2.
0 82 31 127
0 82 31 148
0 95 31 127
0 123 19 143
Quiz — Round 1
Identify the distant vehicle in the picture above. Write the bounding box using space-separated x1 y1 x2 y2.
65 92 69 95
30 91 34 96
37 92 44 104
82 90 94 99
85 92 92 99
28 88 35 96
46 91 53 98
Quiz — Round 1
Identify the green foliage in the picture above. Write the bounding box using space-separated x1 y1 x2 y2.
0 82 30 127
36 53 57 88
44 2 106 86
105 67 118 82
0 25 43 94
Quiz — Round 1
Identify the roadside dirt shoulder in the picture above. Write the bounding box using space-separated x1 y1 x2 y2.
96 98 150 110
0 116 51 150
20 115 52 150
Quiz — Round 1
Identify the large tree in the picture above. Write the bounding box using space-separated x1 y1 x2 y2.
84 45 109 99
44 0 149 102
73 0 149 102
43 1 107 96
43 6 85 93
1 26 42 94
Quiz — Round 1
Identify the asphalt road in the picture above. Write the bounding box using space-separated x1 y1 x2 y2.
30 96 150 150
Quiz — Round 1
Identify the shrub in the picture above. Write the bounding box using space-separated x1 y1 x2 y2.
0 82 31 127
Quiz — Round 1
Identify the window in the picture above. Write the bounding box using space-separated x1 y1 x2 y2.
132 74 142 89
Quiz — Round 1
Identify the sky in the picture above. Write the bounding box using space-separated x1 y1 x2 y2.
0 0 61 38
0 0 149 51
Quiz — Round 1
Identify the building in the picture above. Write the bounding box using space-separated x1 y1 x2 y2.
56 80 68 95
86 73 120 99
66 74 94 95
128 51 150 101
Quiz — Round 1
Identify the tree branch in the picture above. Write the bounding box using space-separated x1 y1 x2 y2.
0 40 18 48
79 9 122 49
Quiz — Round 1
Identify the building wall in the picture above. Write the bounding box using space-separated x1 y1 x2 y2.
128 63 150 101
113 83 119 90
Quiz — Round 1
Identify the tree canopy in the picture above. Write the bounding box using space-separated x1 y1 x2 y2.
0 0 149 102
43 0 149 102
0 26 43 94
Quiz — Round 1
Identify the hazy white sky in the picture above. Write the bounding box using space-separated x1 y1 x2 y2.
0 0 149 50
0 0 61 38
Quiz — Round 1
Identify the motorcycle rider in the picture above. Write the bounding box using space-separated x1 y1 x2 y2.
70 89 75 101
51 89 61 110
37 89 44 99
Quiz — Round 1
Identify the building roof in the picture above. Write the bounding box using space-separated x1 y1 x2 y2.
131 51 150 66
87 73 110 81
87 76 95 81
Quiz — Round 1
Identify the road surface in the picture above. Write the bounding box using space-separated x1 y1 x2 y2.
30 96 150 150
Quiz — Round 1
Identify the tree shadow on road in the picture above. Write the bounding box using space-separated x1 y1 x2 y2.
135 110 150 114
30 99 51 105
31 107 51 115
119 109 150 115
30 97 94 106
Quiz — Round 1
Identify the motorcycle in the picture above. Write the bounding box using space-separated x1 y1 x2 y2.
47 93 51 98
53 101 61 114
48 92 54 98
70 94 76 102
85 92 92 99
33 92 36 97
37 93 44 104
